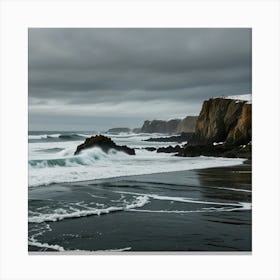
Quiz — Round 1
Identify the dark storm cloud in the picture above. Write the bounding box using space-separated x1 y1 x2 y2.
28 28 251 130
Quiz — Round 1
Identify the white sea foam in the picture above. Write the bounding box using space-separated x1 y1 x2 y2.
29 239 132 252
28 240 66 251
115 191 243 207
83 247 132 252
28 143 245 187
128 206 246 214
29 196 150 223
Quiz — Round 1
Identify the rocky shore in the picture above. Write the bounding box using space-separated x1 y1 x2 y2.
74 96 252 159
189 97 251 146
74 135 135 155
144 132 194 143
145 96 252 159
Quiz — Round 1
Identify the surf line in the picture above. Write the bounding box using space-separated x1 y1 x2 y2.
114 190 251 209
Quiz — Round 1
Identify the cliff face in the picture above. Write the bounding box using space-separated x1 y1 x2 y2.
141 119 181 134
191 98 251 145
226 103 252 145
141 117 198 134
176 116 198 133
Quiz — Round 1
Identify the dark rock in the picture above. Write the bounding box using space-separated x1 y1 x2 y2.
176 143 251 159
106 127 131 134
143 147 157 152
226 103 251 145
189 97 251 146
157 145 182 153
144 132 194 143
74 135 135 155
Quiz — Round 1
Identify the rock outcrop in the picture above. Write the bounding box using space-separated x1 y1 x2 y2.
189 97 251 146
157 145 182 153
176 116 198 133
74 135 135 155
176 143 251 159
144 132 194 143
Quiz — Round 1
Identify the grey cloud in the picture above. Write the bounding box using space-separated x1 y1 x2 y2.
28 28 251 130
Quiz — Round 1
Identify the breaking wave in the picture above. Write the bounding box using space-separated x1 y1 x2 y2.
29 147 127 168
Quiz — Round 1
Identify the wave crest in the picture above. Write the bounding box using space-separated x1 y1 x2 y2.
29 147 128 168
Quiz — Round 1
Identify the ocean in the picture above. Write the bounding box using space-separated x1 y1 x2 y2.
28 131 252 252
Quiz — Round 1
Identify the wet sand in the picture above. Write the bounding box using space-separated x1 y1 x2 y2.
29 162 251 252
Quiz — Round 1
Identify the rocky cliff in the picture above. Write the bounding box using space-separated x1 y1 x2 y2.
226 103 251 145
176 116 198 133
140 117 198 134
190 97 251 146
141 119 181 134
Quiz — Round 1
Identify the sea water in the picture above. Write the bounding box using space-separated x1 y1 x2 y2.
28 131 245 187
28 131 251 252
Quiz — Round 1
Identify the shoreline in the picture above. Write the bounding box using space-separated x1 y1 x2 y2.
28 156 248 188
28 162 251 252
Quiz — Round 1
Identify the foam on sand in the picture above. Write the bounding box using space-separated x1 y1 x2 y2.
115 191 252 212
29 196 150 223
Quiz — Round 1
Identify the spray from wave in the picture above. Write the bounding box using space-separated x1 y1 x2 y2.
29 147 129 169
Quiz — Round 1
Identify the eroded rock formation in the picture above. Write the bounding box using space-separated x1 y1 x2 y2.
190 98 251 146
74 135 135 155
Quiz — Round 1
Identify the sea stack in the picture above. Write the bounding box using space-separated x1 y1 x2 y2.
74 135 135 155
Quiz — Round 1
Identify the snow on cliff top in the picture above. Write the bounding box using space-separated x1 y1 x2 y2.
224 94 252 104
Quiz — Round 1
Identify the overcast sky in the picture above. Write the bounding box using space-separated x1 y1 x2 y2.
28 28 251 131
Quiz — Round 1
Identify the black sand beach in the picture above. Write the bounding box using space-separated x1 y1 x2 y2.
28 162 251 252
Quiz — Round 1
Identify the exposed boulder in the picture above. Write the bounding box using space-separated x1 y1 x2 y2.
176 116 198 133
74 135 135 155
